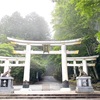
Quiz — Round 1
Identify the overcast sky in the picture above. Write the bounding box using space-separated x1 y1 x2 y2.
0 0 55 31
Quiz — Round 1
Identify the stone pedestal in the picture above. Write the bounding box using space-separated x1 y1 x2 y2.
23 81 29 88
76 76 94 93
0 77 14 93
60 80 71 91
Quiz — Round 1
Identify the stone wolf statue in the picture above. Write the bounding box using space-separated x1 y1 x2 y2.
78 67 88 77
1 67 11 77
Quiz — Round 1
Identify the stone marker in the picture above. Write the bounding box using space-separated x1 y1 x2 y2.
76 68 94 93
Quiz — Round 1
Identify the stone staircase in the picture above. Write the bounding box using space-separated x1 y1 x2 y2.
0 93 100 99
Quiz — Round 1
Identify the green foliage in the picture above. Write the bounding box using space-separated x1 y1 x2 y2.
74 0 100 19
29 55 47 83
0 34 8 43
96 31 100 41
53 66 62 82
0 43 14 56
52 0 83 40
11 68 24 84
96 44 100 53
31 55 48 68
96 31 100 53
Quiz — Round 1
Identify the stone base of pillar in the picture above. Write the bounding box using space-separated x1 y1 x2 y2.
60 80 71 91
62 80 69 88
23 81 29 88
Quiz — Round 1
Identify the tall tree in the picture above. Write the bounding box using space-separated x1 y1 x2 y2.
0 11 50 41
24 12 50 40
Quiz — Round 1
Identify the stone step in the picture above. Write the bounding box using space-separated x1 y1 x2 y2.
0 93 100 99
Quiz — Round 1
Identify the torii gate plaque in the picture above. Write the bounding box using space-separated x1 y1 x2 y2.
7 37 81 90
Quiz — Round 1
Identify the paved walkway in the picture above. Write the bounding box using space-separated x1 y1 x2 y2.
14 76 62 91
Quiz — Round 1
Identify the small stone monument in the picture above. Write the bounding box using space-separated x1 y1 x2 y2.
0 68 14 93
76 67 94 93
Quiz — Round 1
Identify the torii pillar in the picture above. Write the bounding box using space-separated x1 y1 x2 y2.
61 44 70 91
23 44 31 88
82 59 88 75
4 59 9 73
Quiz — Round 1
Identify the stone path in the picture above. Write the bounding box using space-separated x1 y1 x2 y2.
33 76 62 91
41 76 62 91
14 76 62 91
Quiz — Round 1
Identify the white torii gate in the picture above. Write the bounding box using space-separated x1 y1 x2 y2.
0 56 25 75
7 37 81 89
67 55 99 79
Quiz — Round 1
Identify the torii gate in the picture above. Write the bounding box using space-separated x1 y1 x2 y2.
0 56 25 75
67 55 99 79
7 37 81 89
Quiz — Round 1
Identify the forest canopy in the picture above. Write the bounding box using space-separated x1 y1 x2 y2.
0 11 50 41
